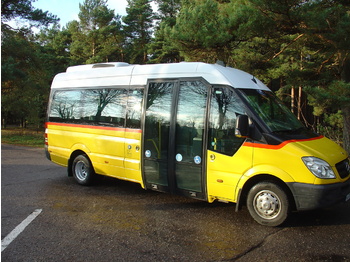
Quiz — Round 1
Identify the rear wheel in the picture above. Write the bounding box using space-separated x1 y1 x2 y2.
72 154 95 186
247 182 289 226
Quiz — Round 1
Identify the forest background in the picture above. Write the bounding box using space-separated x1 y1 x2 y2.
1 0 350 154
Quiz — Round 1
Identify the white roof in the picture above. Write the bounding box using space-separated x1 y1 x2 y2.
51 62 270 91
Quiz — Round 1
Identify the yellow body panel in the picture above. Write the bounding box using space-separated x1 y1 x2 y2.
124 131 143 183
46 122 143 186
206 146 253 202
249 137 347 182
47 121 348 204
206 136 348 204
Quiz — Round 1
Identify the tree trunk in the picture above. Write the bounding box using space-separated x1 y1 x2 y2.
341 58 350 155
298 86 302 120
291 87 295 114
2 118 7 129
342 105 350 155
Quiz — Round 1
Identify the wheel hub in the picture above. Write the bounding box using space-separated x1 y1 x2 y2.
75 161 87 181
254 190 281 219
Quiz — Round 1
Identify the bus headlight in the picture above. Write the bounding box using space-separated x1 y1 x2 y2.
302 157 336 179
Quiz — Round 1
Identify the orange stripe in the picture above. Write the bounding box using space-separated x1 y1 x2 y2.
45 122 142 133
243 135 324 150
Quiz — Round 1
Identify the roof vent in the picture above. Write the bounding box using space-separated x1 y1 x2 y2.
216 60 226 67
92 63 115 68
66 62 130 72
92 62 130 68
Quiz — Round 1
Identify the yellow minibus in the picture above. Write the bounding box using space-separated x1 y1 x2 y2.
45 62 350 226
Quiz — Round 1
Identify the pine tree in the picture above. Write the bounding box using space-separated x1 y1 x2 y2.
1 0 58 127
148 0 182 63
37 24 72 73
1 0 58 28
70 0 124 64
123 0 154 64
169 0 234 62
167 0 350 152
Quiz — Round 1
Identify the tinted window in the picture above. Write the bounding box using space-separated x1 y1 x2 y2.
49 88 127 127
240 89 304 132
176 81 207 162
126 88 143 129
144 82 174 161
208 87 245 156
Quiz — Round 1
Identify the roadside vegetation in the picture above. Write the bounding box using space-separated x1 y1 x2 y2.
1 129 44 148
2 0 350 153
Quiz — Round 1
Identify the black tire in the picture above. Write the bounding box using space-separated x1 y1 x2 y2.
72 154 95 186
247 182 289 227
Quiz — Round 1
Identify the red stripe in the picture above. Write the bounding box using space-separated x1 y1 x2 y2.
243 135 324 150
45 122 142 133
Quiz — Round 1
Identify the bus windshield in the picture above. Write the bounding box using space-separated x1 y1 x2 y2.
239 89 304 133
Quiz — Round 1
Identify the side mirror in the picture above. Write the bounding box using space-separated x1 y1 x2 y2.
235 115 249 138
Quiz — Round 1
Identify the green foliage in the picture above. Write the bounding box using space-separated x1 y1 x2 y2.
305 80 350 152
170 0 235 62
36 24 72 74
306 81 350 113
69 0 124 64
1 0 58 27
148 0 182 63
1 28 51 128
123 0 154 64
1 130 44 147
315 110 344 148
2 0 350 152
1 0 60 128
148 21 182 63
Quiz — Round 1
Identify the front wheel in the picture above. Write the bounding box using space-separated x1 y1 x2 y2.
247 182 289 227
72 154 95 186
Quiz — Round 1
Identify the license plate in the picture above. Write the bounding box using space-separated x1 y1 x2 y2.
346 193 350 202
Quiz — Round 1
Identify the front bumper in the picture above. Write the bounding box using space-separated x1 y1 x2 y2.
287 179 350 211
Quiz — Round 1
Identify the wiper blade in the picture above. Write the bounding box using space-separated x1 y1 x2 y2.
273 127 305 134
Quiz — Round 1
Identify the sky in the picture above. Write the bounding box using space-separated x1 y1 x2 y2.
32 0 129 27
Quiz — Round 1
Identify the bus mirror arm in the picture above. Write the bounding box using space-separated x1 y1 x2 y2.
235 115 249 138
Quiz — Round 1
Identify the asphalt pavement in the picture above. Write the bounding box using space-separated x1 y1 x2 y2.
2 144 350 261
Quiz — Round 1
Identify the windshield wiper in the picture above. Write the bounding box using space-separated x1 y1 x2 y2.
273 127 305 134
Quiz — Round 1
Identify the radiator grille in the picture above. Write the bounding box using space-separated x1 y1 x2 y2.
336 158 350 179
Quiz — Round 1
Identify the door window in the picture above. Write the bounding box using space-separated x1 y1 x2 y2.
208 87 245 156
144 82 174 187
143 79 209 197
175 81 208 192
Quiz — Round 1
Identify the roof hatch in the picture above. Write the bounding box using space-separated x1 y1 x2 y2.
66 62 130 72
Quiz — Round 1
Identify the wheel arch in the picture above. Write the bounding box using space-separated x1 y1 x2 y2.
68 150 90 177
236 174 296 212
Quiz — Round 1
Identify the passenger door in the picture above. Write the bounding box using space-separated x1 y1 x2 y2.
142 80 209 199
206 87 252 202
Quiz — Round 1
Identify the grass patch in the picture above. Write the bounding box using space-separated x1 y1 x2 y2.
1 129 44 148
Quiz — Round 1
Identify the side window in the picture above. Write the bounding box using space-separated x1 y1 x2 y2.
208 87 246 156
84 89 127 127
49 90 82 122
126 88 143 129
48 88 128 127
